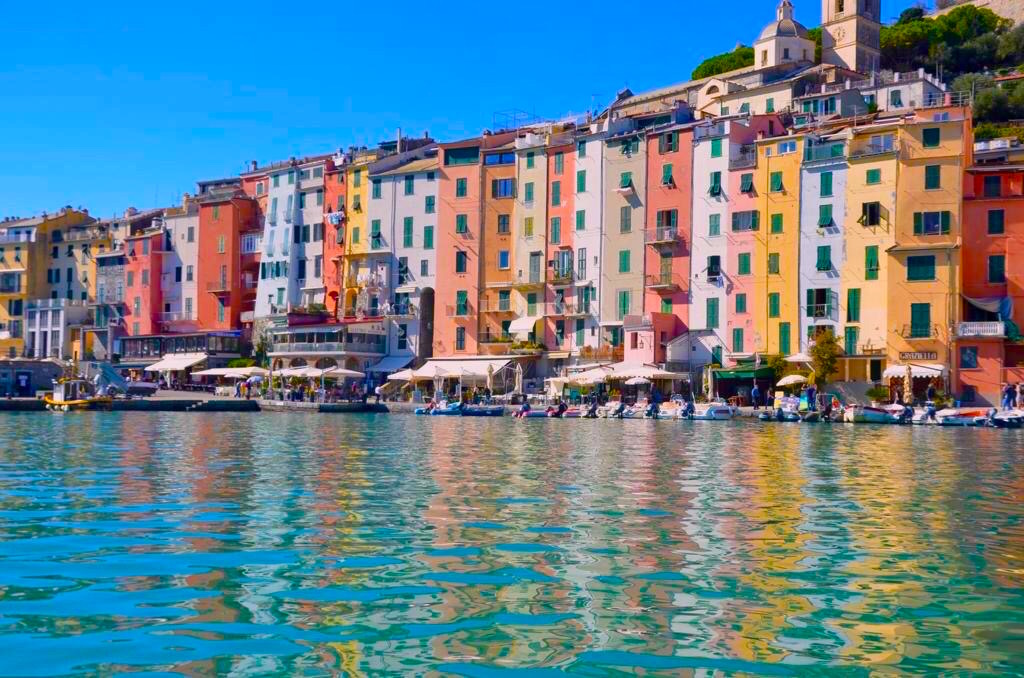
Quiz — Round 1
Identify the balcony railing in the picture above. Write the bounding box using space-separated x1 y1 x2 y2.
957 321 1005 338
206 280 230 293
900 324 939 339
644 227 682 246
383 302 417 318
480 298 518 313
694 122 727 140
806 304 836 320
548 268 574 285
729 147 757 170
0 232 33 244
850 141 900 159
269 339 385 356
512 272 544 289
804 143 846 163
645 273 681 291
446 303 473 318
480 330 512 344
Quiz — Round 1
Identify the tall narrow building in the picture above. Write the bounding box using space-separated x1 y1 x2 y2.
821 0 882 74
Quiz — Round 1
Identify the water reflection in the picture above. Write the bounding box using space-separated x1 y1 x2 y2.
0 413 1020 674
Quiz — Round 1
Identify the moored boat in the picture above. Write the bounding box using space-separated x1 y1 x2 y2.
44 379 113 412
843 404 901 424
461 405 504 417
690 399 734 421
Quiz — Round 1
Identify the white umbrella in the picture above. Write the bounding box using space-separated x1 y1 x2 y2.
514 362 524 394
625 377 651 386
328 367 365 379
777 374 808 387
486 363 494 392
784 352 813 364
387 368 414 382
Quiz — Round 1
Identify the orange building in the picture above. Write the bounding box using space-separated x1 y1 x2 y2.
543 135 576 353
323 157 346 319
123 229 165 337
195 192 258 333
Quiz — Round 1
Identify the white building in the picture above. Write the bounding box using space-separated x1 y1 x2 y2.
159 202 199 334
571 126 603 350
754 0 816 70
799 133 848 350
24 298 90 359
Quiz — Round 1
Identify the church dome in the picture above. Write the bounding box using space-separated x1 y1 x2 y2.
758 0 810 40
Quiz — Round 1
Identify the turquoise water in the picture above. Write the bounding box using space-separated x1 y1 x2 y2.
0 413 1022 675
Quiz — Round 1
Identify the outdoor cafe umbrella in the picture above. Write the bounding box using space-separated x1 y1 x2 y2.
625 376 651 386
328 367 365 379
514 362 524 394
486 363 494 393
904 364 914 405
776 374 808 387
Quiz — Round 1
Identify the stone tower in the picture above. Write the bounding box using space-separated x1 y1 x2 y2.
821 0 881 74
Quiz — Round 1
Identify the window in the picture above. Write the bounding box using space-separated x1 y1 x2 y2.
778 140 797 155
619 172 632 189
577 248 587 280
988 209 1005 235
524 217 534 237
554 152 564 174
925 165 941 190
574 169 587 194
821 172 833 197
316 189 324 206
498 250 510 270
890 89 903 108
551 180 561 206
404 175 414 196
550 217 561 245
910 303 931 338
617 290 631 320
288 170 296 185
298 192 307 209
740 173 754 193
847 288 861 322
575 210 585 231
454 250 468 274
706 298 719 329
770 171 784 192
619 206 632 233
524 182 534 202
732 328 744 353
424 225 434 249
736 293 747 314
216 235 225 254
844 326 859 355
983 175 1002 198
730 210 760 232
661 164 673 186
861 202 881 227
737 252 751 275
484 152 515 165
709 171 722 196
988 254 1006 283
273 175 280 188
403 217 414 247
960 346 979 369
768 293 780 318
739 102 750 114
141 270 149 286
866 168 881 185
709 214 721 236
618 249 630 273
352 226 360 244
174 266 182 283
710 138 722 158
352 169 360 187
425 195 436 214
711 345 723 366
778 321 791 355
922 127 940 148
455 326 466 350
187 226 195 243
768 253 780 274
707 255 721 278
491 178 516 199
455 290 469 316
913 211 951 236
456 214 468 234
370 220 383 248
525 151 535 169
577 139 587 157
816 246 832 271
865 246 880 280
421 259 429 277
186 265 193 282
497 215 510 234
818 204 834 227
770 213 783 234
620 138 639 155
659 131 678 153
907 255 936 281
456 178 468 198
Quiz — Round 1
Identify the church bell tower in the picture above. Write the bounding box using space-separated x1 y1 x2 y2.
821 0 881 74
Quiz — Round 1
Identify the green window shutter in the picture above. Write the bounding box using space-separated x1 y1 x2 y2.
423 225 433 249
865 246 879 280
709 214 720 236
751 211 760 231
576 170 586 193
456 214 468 233
769 293 780 319
768 253 780 274
425 195 435 213
913 212 923 235
577 139 586 157
816 245 832 271
988 209 1005 234
619 172 632 189
524 182 534 202
456 290 468 315
711 138 722 158
818 204 833 227
551 217 561 245
551 181 561 206
738 253 751 275
352 227 360 244
731 212 740 231
554 152 564 174
844 327 859 355
866 168 881 185
732 328 744 353
526 151 534 169
847 288 861 322
456 178 467 197
403 217 413 247
940 211 951 234
490 179 498 198
907 255 935 281
371 219 381 236
770 171 783 192
771 213 783 233
806 289 815 318
618 249 630 273
575 210 585 230
371 179 381 199
661 163 673 185
923 128 940 148
661 298 672 314
620 206 631 232
779 322 791 355
709 172 722 195
740 173 753 193
766 97 775 113
736 293 747 314
658 134 666 153
925 165 941 190
618 291 630 319
821 172 833 197
707 298 719 329
989 255 1006 283
910 303 931 337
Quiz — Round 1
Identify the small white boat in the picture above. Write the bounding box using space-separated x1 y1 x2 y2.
690 399 734 421
935 407 989 427
843 404 901 424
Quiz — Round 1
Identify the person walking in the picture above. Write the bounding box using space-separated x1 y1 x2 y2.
926 381 936 403
1002 383 1013 411
751 383 761 411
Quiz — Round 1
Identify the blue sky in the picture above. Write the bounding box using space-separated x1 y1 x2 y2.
0 0 921 217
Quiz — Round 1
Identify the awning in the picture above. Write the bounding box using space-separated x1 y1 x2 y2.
144 353 207 372
387 368 415 382
714 366 775 379
413 358 511 382
367 355 414 373
508 316 541 339
574 362 689 384
883 364 947 379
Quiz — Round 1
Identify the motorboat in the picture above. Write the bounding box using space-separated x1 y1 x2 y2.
461 405 504 417
976 409 1024 428
415 400 462 415
44 378 113 412
689 399 734 421
759 396 801 422
934 407 989 427
842 404 902 424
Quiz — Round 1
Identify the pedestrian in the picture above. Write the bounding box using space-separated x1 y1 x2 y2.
1002 383 1013 411
751 383 761 410
926 381 936 403
374 384 382 404
1017 383 1024 411
806 383 817 411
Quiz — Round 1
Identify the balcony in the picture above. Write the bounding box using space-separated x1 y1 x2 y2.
512 273 544 290
445 303 473 318
694 122 727 141
270 339 385 357
341 305 383 320
206 280 230 293
644 227 682 246
343 273 388 289
383 302 417 318
645 273 681 292
806 304 837 320
479 330 512 344
899 324 939 340
804 143 847 163
548 268 574 286
850 141 900 160
0 232 33 244
480 298 517 314
957 321 1005 338
729 147 757 170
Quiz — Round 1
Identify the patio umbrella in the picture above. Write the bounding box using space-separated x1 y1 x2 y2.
328 367 365 379
776 374 808 387
486 363 494 393
625 376 651 386
514 362 524 394
904 364 914 405
784 352 813 364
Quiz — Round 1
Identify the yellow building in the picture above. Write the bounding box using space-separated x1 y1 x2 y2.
341 151 378 316
887 107 970 384
0 208 92 357
755 134 804 355
840 120 901 381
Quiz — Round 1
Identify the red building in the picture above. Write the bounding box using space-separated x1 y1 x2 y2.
323 157 346 318
196 192 258 334
543 133 576 353
123 229 165 337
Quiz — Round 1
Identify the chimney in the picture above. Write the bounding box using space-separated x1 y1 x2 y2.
250 160 258 172
397 127 402 154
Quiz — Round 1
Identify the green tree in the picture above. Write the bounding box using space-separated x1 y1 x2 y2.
692 46 755 80
997 24 1024 64
767 354 787 383
898 6 925 24
933 5 1008 48
881 19 937 71
806 27 823 64
952 72 995 95
809 330 841 387
975 87 1015 122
